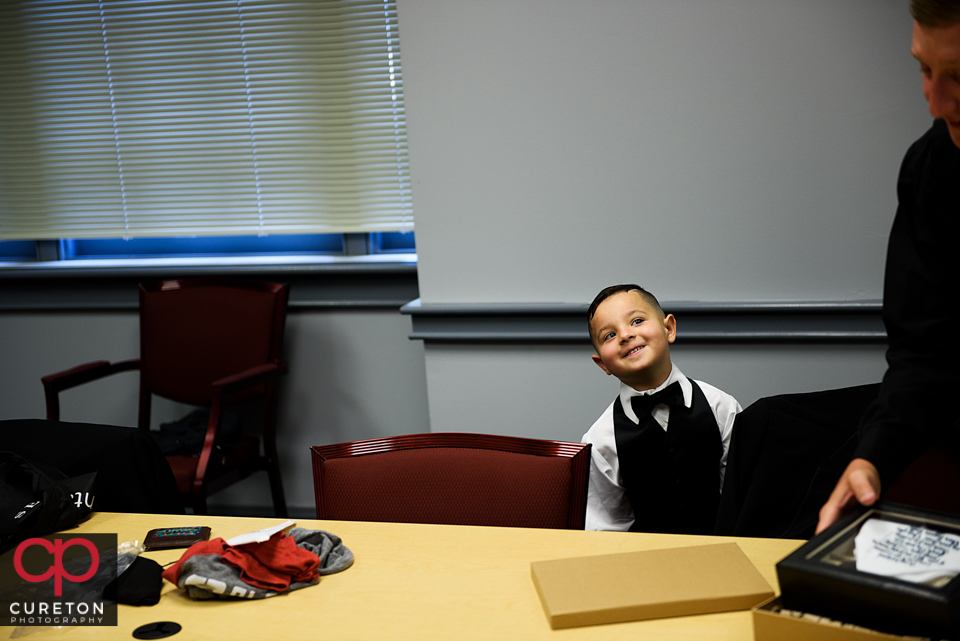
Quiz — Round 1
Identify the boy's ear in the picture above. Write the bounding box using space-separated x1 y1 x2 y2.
591 353 612 375
664 313 677 344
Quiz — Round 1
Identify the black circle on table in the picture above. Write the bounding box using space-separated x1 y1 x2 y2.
132 621 182 639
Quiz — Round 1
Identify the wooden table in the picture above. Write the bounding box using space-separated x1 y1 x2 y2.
1 513 803 640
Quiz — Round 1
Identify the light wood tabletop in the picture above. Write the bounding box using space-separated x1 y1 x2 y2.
1 512 804 641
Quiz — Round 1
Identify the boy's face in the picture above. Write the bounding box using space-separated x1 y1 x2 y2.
589 290 676 391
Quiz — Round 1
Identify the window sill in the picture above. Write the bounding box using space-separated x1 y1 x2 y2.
0 254 419 311
0 252 416 275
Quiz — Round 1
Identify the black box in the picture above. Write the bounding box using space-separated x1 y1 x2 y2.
777 502 960 639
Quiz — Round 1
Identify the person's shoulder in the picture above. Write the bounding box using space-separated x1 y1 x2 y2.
899 119 960 218
689 379 742 433
581 397 617 443
689 377 732 398
904 119 960 168
689 378 740 408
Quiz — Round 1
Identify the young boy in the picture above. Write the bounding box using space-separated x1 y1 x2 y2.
581 284 740 534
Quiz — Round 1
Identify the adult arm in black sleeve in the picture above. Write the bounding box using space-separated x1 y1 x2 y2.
855 120 960 485
817 121 960 534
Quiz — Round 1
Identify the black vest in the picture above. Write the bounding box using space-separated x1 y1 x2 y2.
613 380 722 535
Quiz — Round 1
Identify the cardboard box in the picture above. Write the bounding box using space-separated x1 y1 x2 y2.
752 597 927 641
531 542 773 629
776 502 960 639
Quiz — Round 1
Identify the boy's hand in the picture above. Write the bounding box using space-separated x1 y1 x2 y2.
816 458 881 534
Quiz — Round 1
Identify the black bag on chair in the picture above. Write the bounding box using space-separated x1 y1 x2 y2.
0 451 96 551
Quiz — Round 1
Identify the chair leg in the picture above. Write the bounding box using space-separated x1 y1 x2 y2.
262 386 288 518
268 465 288 518
190 490 208 516
137 386 152 431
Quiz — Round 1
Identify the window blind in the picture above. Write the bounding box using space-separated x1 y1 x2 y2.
0 0 412 240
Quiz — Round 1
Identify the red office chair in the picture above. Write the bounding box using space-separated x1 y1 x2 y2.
311 432 591 529
42 277 289 517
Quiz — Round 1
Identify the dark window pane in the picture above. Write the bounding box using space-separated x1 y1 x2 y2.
63 234 345 259
371 232 416 253
0 240 37 260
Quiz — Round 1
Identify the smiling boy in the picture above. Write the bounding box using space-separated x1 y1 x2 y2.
581 284 740 533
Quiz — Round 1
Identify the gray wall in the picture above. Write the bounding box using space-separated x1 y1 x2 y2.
401 0 929 305
0 308 430 515
398 0 919 436
422 343 887 443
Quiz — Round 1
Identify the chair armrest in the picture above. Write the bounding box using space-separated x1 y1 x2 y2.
42 359 140 420
193 360 289 497
42 359 140 392
211 361 288 397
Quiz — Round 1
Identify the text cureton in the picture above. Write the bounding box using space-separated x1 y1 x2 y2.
8 601 104 615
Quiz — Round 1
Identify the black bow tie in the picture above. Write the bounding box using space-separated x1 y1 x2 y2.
630 381 683 417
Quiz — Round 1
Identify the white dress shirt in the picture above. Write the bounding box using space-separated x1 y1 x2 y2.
580 364 741 532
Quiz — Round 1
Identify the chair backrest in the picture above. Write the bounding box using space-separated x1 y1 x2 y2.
139 278 288 406
311 433 591 529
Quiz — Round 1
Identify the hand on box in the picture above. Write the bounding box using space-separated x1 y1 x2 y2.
816 459 881 535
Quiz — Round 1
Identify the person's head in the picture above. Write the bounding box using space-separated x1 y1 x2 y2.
910 0 960 148
587 284 677 391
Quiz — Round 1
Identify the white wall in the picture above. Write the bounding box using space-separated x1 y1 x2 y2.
400 0 930 304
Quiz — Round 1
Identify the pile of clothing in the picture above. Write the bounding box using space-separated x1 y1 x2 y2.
162 528 354 599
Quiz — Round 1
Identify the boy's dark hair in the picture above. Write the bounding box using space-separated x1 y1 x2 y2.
587 284 664 330
911 0 960 27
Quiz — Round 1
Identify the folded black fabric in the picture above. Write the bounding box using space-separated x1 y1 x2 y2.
104 556 164 606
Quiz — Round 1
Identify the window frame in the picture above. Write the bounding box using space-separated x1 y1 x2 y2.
0 232 416 271
0 0 413 255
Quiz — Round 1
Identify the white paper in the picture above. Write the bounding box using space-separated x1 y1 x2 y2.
226 520 296 546
854 518 960 584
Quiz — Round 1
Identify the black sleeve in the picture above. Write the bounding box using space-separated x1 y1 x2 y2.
854 121 960 485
